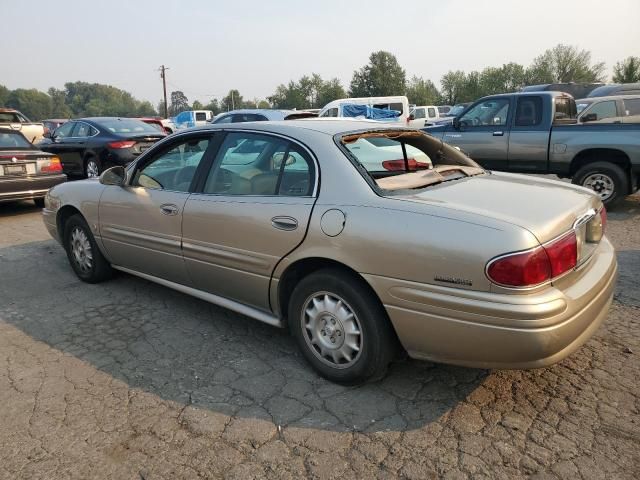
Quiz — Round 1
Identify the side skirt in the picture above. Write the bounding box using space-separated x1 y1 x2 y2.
112 265 284 328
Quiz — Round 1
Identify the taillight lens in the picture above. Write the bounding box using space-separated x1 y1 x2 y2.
545 231 577 277
487 232 577 288
108 140 136 149
487 246 551 287
41 156 63 173
382 158 430 171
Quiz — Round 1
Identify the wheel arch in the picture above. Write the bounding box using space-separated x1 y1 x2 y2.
276 256 386 326
570 148 631 177
56 205 83 241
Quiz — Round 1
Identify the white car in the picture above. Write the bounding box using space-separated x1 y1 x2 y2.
318 96 411 125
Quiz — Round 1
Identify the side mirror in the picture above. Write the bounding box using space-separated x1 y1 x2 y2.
452 117 461 130
581 113 597 123
99 166 126 186
408 113 416 121
43 130 52 139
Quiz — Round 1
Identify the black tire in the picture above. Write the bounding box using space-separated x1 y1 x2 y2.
63 214 113 283
289 268 396 385
84 156 101 179
572 161 628 207
33 197 45 208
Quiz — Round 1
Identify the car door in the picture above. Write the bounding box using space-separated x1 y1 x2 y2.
443 97 512 169
64 121 94 172
182 131 317 311
99 133 216 284
44 121 78 173
507 96 550 172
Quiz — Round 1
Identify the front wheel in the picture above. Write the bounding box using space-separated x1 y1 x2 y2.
572 162 628 207
289 269 396 384
63 214 113 283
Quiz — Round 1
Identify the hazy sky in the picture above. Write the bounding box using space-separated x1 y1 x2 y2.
3 0 639 106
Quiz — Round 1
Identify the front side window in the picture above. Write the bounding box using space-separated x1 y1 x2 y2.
413 108 425 119
427 107 437 118
515 97 543 127
195 112 207 122
132 136 212 192
459 98 510 126
203 132 314 196
586 101 617 121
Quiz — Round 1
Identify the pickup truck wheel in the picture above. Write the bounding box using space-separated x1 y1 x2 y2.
85 157 101 178
573 162 628 207
289 269 396 385
63 214 113 283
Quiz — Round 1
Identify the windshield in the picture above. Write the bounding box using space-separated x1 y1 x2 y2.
0 131 33 149
340 130 484 192
447 105 467 117
96 118 161 135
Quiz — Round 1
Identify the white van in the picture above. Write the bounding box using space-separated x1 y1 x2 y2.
318 96 411 124
409 105 439 127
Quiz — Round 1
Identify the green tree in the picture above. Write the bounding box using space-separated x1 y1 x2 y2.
317 78 346 108
6 89 53 120
440 70 467 104
204 98 221 115
612 56 640 83
191 100 204 110
157 100 167 117
349 51 406 97
221 90 243 111
406 76 441 105
47 88 71 118
137 101 157 116
480 63 527 95
257 100 270 109
169 91 189 116
527 44 606 83
0 85 9 106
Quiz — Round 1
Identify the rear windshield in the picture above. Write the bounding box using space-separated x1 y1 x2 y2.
0 130 33 149
339 130 484 193
97 118 160 134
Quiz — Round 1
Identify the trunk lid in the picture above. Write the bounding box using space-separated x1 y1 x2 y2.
391 171 600 243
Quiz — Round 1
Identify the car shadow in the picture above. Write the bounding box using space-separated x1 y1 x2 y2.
0 239 488 433
607 192 640 220
0 200 41 217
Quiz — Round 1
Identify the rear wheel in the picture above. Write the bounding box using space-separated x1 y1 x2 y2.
63 214 112 283
573 161 628 207
84 157 101 178
289 269 396 384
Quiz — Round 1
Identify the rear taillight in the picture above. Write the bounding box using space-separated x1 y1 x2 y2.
487 231 577 288
487 246 551 287
41 156 63 173
382 158 430 171
108 140 136 149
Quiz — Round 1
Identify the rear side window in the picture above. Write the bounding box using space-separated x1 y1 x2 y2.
195 112 207 122
203 132 314 196
320 108 338 117
72 122 92 137
427 107 437 118
515 97 543 127
623 98 640 116
554 97 577 122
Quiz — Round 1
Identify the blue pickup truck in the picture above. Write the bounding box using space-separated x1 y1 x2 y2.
424 91 640 206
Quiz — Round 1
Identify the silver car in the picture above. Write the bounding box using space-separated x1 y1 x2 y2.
42 120 617 384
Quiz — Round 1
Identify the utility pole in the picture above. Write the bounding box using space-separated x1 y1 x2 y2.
159 65 169 118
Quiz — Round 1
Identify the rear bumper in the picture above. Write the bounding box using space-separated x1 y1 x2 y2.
0 174 66 203
365 237 617 369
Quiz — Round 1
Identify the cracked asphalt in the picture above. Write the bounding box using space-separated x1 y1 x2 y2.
0 194 638 479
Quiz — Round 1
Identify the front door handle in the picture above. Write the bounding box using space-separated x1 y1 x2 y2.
492 131 504 136
271 216 298 231
160 203 179 216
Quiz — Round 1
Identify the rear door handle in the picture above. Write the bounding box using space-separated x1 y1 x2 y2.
160 204 179 216
492 131 504 136
271 216 298 231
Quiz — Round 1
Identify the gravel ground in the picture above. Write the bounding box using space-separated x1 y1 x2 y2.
0 193 638 480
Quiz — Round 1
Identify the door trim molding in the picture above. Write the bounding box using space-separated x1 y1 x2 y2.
112 265 284 328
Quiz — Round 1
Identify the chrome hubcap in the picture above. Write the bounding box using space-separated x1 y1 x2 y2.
583 173 614 201
302 292 362 368
70 227 93 273
86 160 99 178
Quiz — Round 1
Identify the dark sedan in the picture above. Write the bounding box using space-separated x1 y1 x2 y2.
0 129 66 206
40 117 166 178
